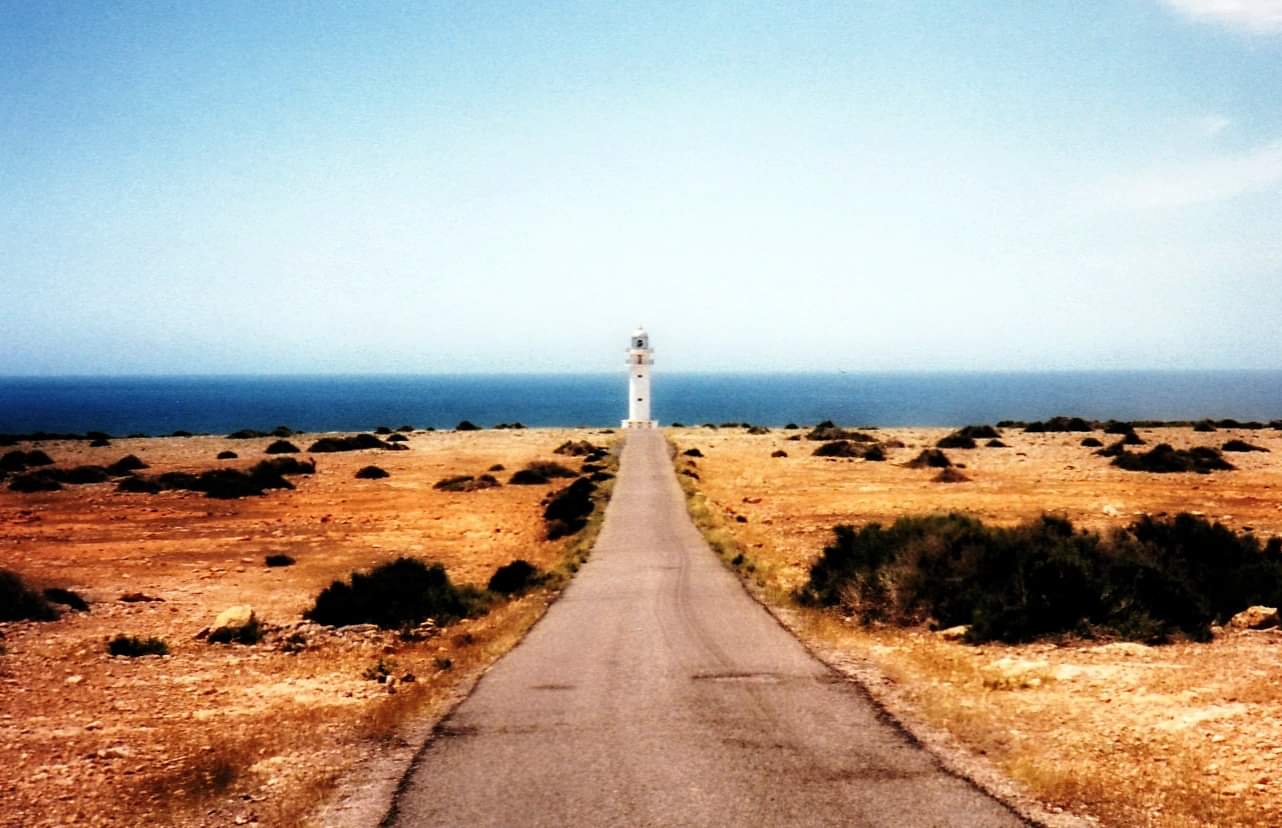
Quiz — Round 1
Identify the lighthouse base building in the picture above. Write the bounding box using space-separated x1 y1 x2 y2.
622 326 658 429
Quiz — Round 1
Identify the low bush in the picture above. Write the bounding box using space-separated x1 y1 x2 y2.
43 587 88 611
904 449 952 469
1120 432 1146 446
386 433 408 443
986 439 1008 448
682 448 703 458
227 429 267 439
0 569 59 621
487 559 543 595
305 557 485 628
455 420 481 431
806 421 876 442
217 450 238 460
306 434 391 452
554 440 598 456
207 619 263 645
543 478 597 538
1111 444 1235 474
264 553 295 567
957 425 1001 439
747 426 770 435
106 455 148 475
172 431 193 437
1 450 55 472
863 446 887 462
1193 420 1218 433
264 440 300 454
494 422 526 429
488 463 505 472
936 433 977 449
771 450 788 458
1102 421 1134 435
797 512 1282 644
1024 417 1093 433
1081 437 1104 448
356 465 390 479
107 635 169 657
1223 440 1269 453
88 438 111 447
8 473 62 493
374 426 393 435
433 473 499 491
933 468 970 483
117 458 314 499
509 461 577 485
813 440 862 458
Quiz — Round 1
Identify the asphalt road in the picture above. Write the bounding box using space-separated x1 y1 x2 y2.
387 429 1024 827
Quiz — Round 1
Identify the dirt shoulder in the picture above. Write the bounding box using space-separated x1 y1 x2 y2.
0 428 615 827
672 424 1282 828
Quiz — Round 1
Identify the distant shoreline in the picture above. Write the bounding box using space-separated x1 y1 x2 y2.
2 371 1281 434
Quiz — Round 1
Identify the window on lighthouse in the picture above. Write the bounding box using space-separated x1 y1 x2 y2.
635 339 644 347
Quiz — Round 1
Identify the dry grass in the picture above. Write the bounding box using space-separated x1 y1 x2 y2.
671 426 1282 828
0 428 618 827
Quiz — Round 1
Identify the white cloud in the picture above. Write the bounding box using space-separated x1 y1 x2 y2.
1163 0 1282 33
1091 140 1282 209
1192 114 1232 137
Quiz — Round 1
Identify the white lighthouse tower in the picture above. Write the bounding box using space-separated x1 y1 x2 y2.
622 326 657 429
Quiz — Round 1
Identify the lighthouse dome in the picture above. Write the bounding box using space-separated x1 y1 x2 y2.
630 327 650 350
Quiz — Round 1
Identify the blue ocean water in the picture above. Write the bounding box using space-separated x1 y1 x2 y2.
1 372 1281 435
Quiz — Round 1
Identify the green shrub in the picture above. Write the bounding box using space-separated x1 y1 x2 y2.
554 440 598 456
904 449 952 468
1024 417 1092 433
956 425 1001 439
264 554 295 567
356 465 391 480
543 478 597 538
936 433 978 449
1223 440 1268 453
0 570 59 621
487 560 543 595
304 557 486 629
207 618 263 644
1111 444 1234 474
107 634 169 657
434 473 499 491
797 513 1282 643
264 440 300 454
508 461 577 485
306 434 390 452
43 587 88 611
813 440 862 458
806 422 876 442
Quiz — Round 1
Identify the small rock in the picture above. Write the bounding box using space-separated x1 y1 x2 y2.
937 625 970 641
64 675 84 686
1228 606 1279 630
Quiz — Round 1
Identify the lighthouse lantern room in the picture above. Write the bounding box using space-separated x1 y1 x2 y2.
622 326 657 429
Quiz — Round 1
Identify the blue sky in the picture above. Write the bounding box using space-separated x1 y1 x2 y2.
2 1 1281 374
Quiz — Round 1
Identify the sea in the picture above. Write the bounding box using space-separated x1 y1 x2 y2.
1 372 1281 436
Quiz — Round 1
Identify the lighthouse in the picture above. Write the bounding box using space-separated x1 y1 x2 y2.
622 326 657 429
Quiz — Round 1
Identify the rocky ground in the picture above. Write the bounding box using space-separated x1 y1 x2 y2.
0 428 614 827
674 423 1282 828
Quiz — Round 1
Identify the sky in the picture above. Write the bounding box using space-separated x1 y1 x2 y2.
2 1 1282 375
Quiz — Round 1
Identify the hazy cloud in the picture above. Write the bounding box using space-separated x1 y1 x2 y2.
1092 140 1282 209
1192 114 1232 137
1163 0 1282 33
